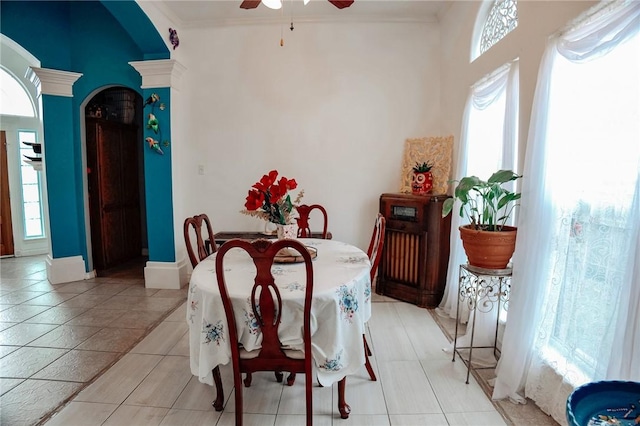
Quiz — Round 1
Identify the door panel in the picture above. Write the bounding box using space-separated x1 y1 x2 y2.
87 118 142 271
0 131 15 256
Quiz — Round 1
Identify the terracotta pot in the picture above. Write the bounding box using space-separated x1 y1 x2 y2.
459 225 517 269
411 171 433 195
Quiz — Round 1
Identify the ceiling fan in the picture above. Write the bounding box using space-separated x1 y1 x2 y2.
240 0 354 10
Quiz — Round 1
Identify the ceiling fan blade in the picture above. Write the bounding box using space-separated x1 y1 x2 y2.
240 0 261 9
328 0 354 9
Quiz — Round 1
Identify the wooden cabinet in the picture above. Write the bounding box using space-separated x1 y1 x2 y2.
376 193 452 308
86 118 142 271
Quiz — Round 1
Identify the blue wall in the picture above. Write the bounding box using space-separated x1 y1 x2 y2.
0 0 172 268
141 87 175 262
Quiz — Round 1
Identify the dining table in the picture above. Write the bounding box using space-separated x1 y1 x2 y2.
187 238 372 389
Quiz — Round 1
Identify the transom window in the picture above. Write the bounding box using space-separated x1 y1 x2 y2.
0 67 35 117
480 0 518 55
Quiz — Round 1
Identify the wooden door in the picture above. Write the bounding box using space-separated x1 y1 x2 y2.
86 118 141 271
0 131 15 256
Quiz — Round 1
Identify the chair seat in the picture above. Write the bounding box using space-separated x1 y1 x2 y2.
239 347 305 360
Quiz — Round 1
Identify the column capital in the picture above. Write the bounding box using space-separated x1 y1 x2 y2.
129 59 187 90
28 67 82 97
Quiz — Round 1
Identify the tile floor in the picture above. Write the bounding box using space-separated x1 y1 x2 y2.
0 255 186 426
1 255 557 426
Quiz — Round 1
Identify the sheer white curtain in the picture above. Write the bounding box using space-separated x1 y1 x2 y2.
492 2 640 423
437 60 519 363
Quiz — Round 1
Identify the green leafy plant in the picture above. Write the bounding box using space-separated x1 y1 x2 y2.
442 169 522 231
413 161 433 173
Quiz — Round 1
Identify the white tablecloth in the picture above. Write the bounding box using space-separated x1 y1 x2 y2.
187 238 372 387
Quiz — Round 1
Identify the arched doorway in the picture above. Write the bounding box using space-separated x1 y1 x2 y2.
84 86 147 277
0 35 49 259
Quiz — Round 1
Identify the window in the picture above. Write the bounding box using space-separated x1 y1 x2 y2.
479 0 518 55
491 3 640 422
466 84 508 177
18 130 44 238
0 67 36 117
543 30 639 379
439 60 519 329
465 61 519 193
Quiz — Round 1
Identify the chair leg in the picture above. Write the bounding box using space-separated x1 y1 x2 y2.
233 370 244 426
275 371 284 383
243 372 252 387
364 333 372 356
212 366 224 411
286 372 296 386
363 335 377 381
337 377 351 419
305 372 313 426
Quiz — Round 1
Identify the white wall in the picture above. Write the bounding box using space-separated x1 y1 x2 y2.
439 0 598 178
168 0 601 258
173 20 441 250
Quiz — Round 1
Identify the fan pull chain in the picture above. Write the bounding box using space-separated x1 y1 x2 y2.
290 0 294 32
280 3 284 46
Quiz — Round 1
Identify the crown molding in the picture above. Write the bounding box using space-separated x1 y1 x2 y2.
182 13 438 29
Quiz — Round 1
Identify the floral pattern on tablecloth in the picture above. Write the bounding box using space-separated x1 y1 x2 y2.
282 281 305 292
319 349 343 371
271 266 289 276
203 320 224 345
243 297 261 335
337 284 358 323
338 256 368 265
188 287 199 324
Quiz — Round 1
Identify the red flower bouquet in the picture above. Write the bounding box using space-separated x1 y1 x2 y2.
241 170 304 225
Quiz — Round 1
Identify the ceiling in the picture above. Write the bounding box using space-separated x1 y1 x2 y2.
152 0 452 28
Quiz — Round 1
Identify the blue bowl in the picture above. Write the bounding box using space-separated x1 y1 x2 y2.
567 380 640 426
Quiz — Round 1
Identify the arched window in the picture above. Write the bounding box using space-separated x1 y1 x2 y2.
477 0 518 57
0 67 36 117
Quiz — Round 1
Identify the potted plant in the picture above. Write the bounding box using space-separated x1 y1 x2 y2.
442 169 522 269
412 161 434 195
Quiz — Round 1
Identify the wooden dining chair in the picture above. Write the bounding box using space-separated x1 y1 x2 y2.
183 213 217 268
363 213 386 381
183 213 224 411
296 204 329 239
215 238 350 424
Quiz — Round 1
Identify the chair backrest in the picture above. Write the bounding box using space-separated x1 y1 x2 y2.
296 204 329 239
366 213 386 283
216 238 315 425
216 238 314 363
183 213 216 268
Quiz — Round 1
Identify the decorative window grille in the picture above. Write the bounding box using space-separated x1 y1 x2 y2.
480 0 518 55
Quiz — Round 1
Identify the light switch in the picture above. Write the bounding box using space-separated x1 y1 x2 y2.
198 165 204 175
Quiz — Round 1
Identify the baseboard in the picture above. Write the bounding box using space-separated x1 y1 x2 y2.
144 256 189 289
46 255 87 284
